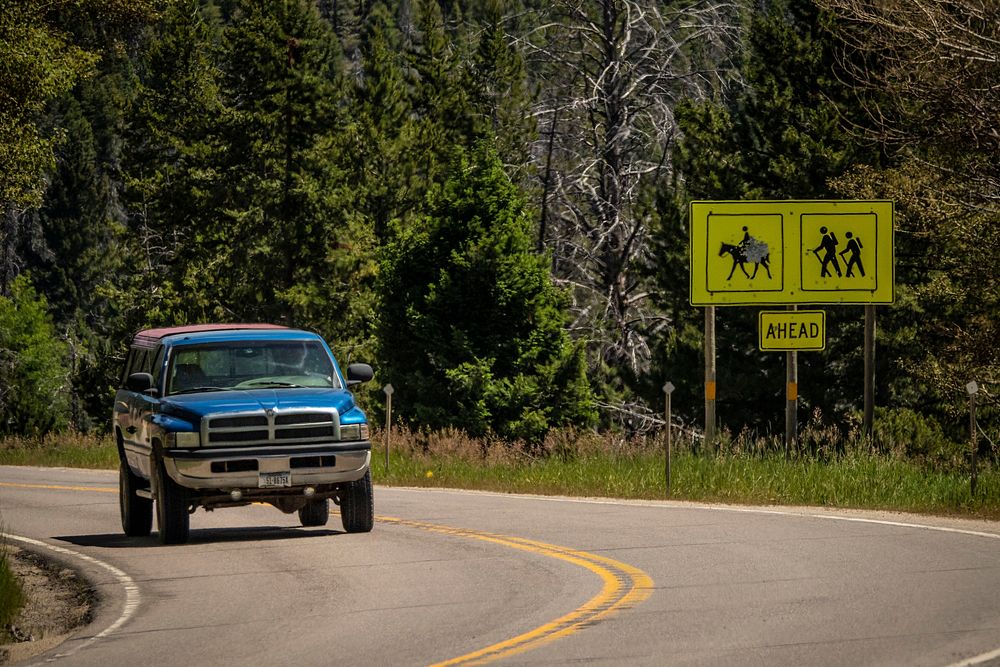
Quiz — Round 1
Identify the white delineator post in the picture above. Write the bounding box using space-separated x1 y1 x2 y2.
967 380 979 496
663 382 675 495
383 384 394 475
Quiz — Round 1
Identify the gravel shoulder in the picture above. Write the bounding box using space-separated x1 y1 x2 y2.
0 546 94 665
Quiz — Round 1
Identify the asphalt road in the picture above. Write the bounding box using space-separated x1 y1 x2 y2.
1 465 999 666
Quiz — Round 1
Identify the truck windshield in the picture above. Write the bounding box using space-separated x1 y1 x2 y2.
166 341 340 395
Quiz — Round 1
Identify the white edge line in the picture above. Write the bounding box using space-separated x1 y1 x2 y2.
945 646 1000 667
6 534 140 663
384 486 1000 540
804 513 1000 540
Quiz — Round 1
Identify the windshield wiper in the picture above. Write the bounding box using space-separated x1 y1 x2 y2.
239 380 306 388
171 386 230 395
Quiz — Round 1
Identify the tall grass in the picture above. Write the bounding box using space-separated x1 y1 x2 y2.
0 431 116 469
372 424 1000 518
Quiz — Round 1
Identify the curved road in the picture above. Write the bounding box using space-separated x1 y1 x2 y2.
1 465 999 666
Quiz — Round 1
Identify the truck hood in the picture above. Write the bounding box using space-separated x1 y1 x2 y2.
160 389 358 422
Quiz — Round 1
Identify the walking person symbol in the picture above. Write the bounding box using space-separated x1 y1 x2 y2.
838 231 865 277
812 226 842 278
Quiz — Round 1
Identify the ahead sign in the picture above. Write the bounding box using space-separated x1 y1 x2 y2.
689 200 893 305
758 310 825 351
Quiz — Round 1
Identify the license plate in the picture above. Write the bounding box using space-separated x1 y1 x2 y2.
258 471 291 488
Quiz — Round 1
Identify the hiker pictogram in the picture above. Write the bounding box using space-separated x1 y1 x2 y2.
838 231 865 277
811 226 842 278
719 226 771 280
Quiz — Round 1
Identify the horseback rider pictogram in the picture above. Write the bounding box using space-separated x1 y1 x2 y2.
719 226 771 280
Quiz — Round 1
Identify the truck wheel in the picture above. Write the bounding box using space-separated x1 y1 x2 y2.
298 498 329 527
155 459 190 545
119 459 152 537
340 470 373 533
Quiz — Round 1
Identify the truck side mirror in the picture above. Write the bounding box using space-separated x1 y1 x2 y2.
126 372 154 393
345 363 374 386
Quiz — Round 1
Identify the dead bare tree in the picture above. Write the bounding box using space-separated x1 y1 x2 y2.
524 0 742 378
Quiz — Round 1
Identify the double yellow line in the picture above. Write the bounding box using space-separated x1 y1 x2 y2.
380 516 653 665
1 481 653 664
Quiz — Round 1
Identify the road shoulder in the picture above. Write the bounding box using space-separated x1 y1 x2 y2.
0 546 94 665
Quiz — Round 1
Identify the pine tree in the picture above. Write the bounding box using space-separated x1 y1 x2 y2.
376 143 596 441
209 0 347 322
465 0 535 179
410 0 472 153
350 2 419 243
121 0 226 326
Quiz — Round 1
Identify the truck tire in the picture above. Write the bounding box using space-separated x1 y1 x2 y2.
340 470 373 533
119 459 152 537
155 459 190 545
298 498 329 527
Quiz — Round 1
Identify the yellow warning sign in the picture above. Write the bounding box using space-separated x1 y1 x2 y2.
758 310 825 351
800 212 878 292
690 201 893 305
704 212 783 295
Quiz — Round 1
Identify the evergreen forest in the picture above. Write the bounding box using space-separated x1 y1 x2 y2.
1 0 997 454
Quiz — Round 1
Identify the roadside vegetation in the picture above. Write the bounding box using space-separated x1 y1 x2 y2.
3 422 996 520
0 1 996 528
1 0 997 455
0 525 25 641
373 424 999 520
0 433 116 470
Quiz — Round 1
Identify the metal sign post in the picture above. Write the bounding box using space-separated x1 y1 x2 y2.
864 305 876 437
705 307 716 449
785 306 798 458
383 384 394 475
663 382 675 495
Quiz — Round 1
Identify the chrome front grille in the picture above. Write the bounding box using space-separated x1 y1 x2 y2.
202 409 340 446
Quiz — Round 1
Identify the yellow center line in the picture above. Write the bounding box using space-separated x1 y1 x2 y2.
0 481 116 493
381 516 653 666
2 482 654 665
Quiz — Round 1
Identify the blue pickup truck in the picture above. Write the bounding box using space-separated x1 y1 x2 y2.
113 324 374 544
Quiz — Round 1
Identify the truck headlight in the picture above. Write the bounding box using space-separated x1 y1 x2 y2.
340 424 369 441
166 432 200 447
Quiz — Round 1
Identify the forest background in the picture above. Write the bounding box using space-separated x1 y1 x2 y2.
1 0 997 462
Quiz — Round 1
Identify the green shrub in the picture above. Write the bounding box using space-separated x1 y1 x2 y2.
872 406 963 468
0 275 71 435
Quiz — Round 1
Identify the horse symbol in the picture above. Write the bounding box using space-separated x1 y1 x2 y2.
719 233 772 280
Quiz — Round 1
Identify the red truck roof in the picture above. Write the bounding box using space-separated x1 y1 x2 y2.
133 323 289 345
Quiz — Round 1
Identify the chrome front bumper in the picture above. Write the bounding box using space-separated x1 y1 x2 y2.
163 441 371 490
